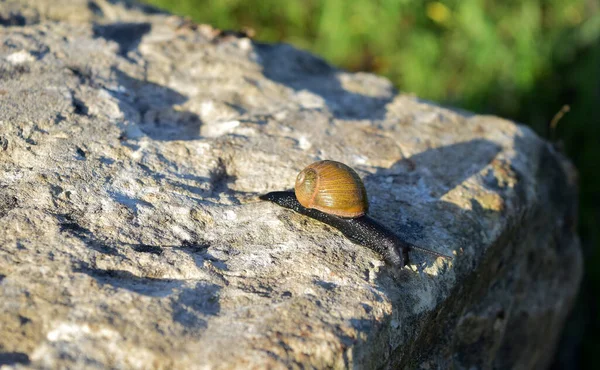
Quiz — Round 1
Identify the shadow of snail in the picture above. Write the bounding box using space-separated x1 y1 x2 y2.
260 160 452 268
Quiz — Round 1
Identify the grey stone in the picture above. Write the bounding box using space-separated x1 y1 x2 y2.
0 1 581 369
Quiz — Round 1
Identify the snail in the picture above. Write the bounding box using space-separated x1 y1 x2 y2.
260 160 452 268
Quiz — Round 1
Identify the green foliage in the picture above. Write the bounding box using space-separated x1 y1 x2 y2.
143 0 600 364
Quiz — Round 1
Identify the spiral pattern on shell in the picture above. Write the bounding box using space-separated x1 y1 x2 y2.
294 160 368 218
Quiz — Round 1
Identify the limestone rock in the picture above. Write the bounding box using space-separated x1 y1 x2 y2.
0 1 581 369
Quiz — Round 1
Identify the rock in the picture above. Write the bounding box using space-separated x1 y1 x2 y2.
0 1 581 369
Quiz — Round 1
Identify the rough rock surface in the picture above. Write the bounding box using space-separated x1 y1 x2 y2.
0 1 582 369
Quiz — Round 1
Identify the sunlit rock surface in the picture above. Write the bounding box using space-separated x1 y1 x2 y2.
0 1 581 368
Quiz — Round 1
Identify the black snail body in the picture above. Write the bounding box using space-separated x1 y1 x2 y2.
260 160 451 268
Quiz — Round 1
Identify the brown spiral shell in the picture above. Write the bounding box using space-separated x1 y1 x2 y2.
294 160 368 218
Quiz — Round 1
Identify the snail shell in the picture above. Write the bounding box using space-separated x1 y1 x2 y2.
294 160 368 218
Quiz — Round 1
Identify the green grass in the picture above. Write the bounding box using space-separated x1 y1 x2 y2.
143 0 599 366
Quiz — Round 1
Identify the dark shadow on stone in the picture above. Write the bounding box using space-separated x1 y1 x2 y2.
0 352 30 366
0 190 18 218
74 261 223 332
99 156 115 165
166 242 230 272
74 263 183 298
108 190 155 213
137 162 212 198
0 13 28 27
130 243 163 255
134 155 256 205
236 281 274 298
350 317 380 335
56 209 220 269
367 139 502 201
0 63 30 81
72 96 89 116
57 214 126 258
260 349 291 367
119 241 227 273
362 139 502 257
111 68 203 140
314 280 337 291
171 282 221 332
87 1 104 17
254 43 394 120
92 22 152 57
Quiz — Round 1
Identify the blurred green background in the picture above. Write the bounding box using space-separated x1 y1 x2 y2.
144 0 598 367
